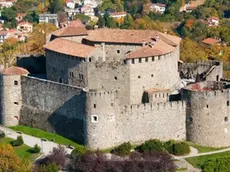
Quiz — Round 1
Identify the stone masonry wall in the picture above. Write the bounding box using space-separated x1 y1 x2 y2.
183 86 230 147
20 76 86 144
85 100 186 149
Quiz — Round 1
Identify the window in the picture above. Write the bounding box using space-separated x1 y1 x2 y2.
138 76 141 79
79 74 84 80
114 76 117 80
59 78 63 83
14 102 19 105
91 115 98 123
206 105 209 108
188 117 193 122
151 74 154 77
111 103 113 106
227 101 229 106
89 57 92 62
139 58 142 63
152 57 155 61
132 59 135 64
94 104 96 108
14 81 18 85
158 56 161 60
225 117 228 122
145 57 148 62
117 50 120 54
123 60 127 64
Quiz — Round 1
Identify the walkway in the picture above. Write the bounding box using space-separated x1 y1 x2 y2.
0 126 73 156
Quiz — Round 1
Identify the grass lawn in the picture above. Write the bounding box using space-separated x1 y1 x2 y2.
9 125 85 150
186 141 225 153
0 137 39 161
186 151 230 169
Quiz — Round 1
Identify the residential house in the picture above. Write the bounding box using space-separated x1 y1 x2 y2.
180 0 205 12
0 30 8 43
66 0 75 9
0 0 14 8
201 38 221 47
17 22 33 33
39 14 59 28
150 3 166 14
207 16 219 26
110 12 127 19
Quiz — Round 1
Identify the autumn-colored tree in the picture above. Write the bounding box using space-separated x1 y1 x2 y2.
0 38 19 67
28 23 56 54
0 144 31 171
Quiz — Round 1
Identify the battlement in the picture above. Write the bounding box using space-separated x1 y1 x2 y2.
180 60 221 69
121 101 185 112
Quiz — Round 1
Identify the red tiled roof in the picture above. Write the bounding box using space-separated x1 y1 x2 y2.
86 29 181 46
44 38 95 58
2 66 29 75
207 16 219 21
201 38 220 45
18 22 33 26
125 39 176 59
52 25 87 37
145 88 171 93
152 3 166 7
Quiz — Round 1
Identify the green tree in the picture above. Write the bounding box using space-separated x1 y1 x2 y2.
98 15 105 28
73 13 90 24
121 13 134 29
104 13 117 28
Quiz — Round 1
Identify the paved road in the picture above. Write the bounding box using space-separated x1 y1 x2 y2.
0 126 73 156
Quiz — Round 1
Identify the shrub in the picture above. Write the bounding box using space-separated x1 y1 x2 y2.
71 146 86 159
11 136 24 146
111 142 132 156
0 130 5 138
202 158 230 172
135 139 165 153
166 142 190 156
30 144 41 153
35 163 58 172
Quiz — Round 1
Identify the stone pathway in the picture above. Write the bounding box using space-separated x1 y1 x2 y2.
0 126 73 156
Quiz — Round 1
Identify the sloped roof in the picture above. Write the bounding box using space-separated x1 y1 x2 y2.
44 38 95 58
201 38 220 45
2 66 29 75
145 88 171 93
86 29 181 46
125 39 176 59
52 26 87 37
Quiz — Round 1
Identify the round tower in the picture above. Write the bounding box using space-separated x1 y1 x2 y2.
84 90 118 149
182 81 230 147
0 67 29 126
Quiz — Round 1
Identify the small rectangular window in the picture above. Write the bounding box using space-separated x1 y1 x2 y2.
152 57 155 61
132 59 135 64
94 104 96 108
145 57 148 62
91 115 98 123
117 50 120 54
89 57 92 62
14 81 18 85
124 60 127 64
14 102 19 105
139 58 142 63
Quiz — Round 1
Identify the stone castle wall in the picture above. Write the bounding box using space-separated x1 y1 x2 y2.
85 100 186 149
182 82 230 147
19 76 86 144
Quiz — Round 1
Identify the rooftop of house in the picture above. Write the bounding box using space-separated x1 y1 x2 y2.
52 21 87 37
2 66 29 75
145 88 171 93
44 38 95 58
152 3 166 7
17 22 33 26
86 29 181 46
125 39 176 59
207 16 219 21
187 0 205 9
201 38 220 45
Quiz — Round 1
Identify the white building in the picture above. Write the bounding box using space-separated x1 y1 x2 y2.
110 12 127 19
0 31 8 43
151 3 166 14
207 16 219 27
39 14 59 28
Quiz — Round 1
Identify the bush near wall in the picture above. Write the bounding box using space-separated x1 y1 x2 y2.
165 141 190 156
135 139 165 153
0 130 5 138
71 146 87 159
111 142 132 156
30 144 41 153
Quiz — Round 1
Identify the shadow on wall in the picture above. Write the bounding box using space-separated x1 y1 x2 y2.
19 94 86 145
16 55 46 74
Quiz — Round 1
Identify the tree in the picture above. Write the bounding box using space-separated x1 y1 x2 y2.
0 38 18 68
28 23 56 53
73 14 90 24
121 13 134 29
98 15 105 28
0 144 31 171
49 0 65 13
104 13 117 28
1 7 17 28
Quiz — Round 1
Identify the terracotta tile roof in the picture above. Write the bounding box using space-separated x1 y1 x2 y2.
44 38 95 58
2 66 29 75
152 3 166 7
207 16 219 21
18 22 33 26
52 25 87 37
188 0 205 9
201 38 220 45
145 88 171 93
86 29 181 46
125 39 176 59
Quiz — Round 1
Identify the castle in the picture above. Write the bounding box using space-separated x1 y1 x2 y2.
0 25 227 149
